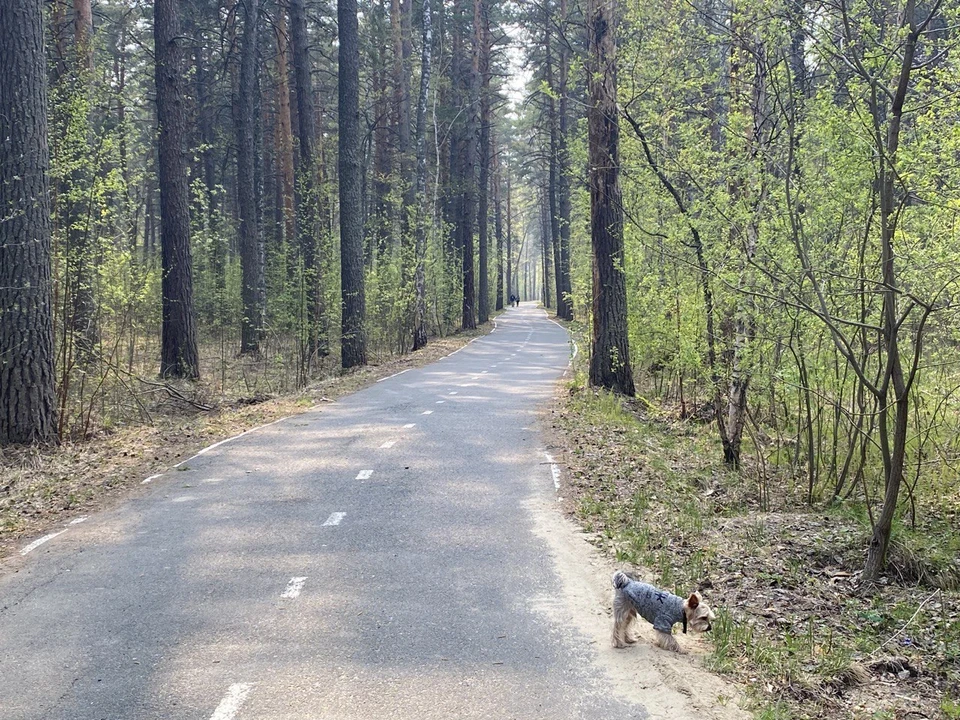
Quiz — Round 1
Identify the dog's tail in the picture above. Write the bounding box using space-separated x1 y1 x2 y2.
612 570 631 590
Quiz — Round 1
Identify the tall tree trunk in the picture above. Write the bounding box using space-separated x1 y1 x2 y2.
371 0 391 262
0 0 59 444
66 0 98 362
476 0 491 324
540 195 552 308
494 143 504 311
544 7 561 314
459 0 479 331
289 0 327 360
339 0 367 368
505 172 512 302
587 0 634 396
556 0 573 320
155 0 200 379
411 0 433 351
863 0 924 582
273 7 296 251
721 5 760 467
235 0 264 354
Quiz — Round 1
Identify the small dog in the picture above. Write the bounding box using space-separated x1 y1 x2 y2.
611 570 715 653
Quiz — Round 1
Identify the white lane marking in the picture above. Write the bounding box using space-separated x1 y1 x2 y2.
20 531 66 556
444 334 484 358
69 517 88 525
209 683 253 720
323 512 346 526
281 577 308 599
542 451 562 492
481 370 489 374
191 416 288 462
448 391 458 395
380 440 397 448
403 423 416 428
376 368 411 383
172 496 196 503
356 469 373 480
142 474 163 485
435 400 445 404
203 477 224 483
422 410 433 415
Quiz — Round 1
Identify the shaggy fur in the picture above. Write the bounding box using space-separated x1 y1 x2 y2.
611 571 715 653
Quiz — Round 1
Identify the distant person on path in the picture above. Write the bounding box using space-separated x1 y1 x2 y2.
509 294 516 307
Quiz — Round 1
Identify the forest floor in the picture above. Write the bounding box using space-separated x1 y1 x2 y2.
546 360 960 720
0 328 490 561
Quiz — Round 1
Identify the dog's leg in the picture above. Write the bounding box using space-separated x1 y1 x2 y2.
612 592 632 648
654 630 683 653
623 607 638 643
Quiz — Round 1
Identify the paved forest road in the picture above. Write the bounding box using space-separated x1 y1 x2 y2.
0 304 658 720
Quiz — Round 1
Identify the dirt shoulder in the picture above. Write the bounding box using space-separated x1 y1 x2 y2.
544 378 960 720
0 329 491 563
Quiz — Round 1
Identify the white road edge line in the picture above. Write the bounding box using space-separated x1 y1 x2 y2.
443 333 484 358
380 440 397 448
323 512 346 526
376 368 411 383
542 451 562 493
141 473 163 485
209 683 253 720
356 469 373 479
403 423 416 428
20 531 67 556
69 516 88 525
281 576 308 599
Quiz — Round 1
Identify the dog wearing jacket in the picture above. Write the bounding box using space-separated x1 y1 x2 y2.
611 571 715 653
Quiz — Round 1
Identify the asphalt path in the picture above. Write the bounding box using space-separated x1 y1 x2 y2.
0 304 651 719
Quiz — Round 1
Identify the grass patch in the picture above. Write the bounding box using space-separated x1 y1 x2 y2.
552 378 960 719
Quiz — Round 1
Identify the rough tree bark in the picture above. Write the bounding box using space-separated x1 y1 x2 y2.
586 0 634 396
411 0 433 351
67 0 99 361
556 0 573 320
339 0 367 368
154 0 200 379
273 4 296 252
476 0 491 324
289 0 328 360
0 0 59 444
234 0 265 354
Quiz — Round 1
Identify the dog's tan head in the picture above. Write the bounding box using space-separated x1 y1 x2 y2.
683 592 716 633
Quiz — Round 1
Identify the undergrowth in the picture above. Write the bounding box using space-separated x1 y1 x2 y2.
554 370 960 719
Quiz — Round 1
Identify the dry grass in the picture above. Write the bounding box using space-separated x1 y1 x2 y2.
546 377 960 720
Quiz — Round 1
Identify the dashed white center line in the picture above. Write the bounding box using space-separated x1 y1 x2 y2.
403 423 416 428
323 512 346 526
209 683 253 720
20 531 66 556
481 370 489 374
281 577 308 599
422 410 433 415
380 440 397 448
356 469 373 480
449 391 458 395
435 400 445 404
